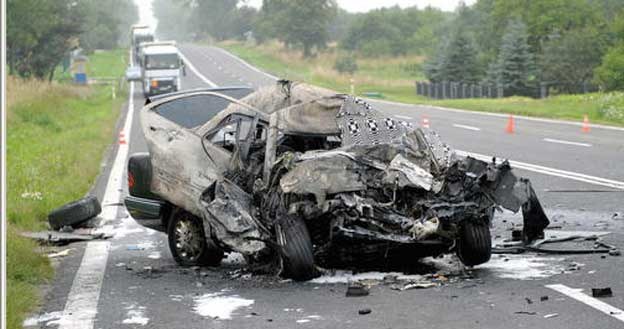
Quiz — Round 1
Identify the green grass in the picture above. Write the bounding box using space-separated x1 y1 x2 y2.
6 49 127 329
220 41 624 126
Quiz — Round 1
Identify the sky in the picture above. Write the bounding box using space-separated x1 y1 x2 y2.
245 0 476 12
134 0 476 31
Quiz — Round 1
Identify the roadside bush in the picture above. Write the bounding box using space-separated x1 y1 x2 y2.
594 44 624 91
334 56 358 74
595 92 624 121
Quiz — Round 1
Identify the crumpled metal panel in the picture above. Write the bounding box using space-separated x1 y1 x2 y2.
200 180 266 255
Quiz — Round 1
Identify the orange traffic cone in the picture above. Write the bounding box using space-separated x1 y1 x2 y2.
505 114 515 134
119 132 127 145
582 114 590 133
421 115 430 129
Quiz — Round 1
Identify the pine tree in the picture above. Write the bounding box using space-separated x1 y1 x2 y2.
424 30 479 83
494 18 536 96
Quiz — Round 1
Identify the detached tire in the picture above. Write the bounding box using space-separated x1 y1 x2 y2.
276 215 316 281
457 221 492 266
167 208 224 267
48 195 101 230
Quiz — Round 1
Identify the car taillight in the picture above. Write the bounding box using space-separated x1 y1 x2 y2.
150 80 158 87
128 172 135 189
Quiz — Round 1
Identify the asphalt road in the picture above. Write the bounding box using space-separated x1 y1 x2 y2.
25 44 624 329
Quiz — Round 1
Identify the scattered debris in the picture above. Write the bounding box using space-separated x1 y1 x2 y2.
358 308 372 315
543 313 559 319
525 298 533 304
122 304 149 326
608 249 621 256
47 248 72 258
514 311 536 315
21 230 109 245
591 288 613 298
48 195 101 230
391 282 438 291
193 293 254 320
346 284 369 297
540 296 549 302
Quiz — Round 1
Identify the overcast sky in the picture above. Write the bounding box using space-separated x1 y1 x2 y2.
135 0 476 30
245 0 476 12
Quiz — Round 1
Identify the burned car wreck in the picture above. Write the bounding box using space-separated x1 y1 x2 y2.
125 81 549 281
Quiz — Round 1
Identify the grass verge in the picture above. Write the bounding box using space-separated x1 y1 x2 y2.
6 49 127 329
219 41 624 126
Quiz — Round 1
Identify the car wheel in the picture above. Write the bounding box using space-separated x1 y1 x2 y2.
167 208 224 267
275 215 317 281
48 195 102 230
456 221 492 266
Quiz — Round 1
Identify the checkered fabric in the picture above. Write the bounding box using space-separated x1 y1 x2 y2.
337 97 410 146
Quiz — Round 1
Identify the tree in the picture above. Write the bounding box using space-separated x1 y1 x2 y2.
7 0 88 79
491 18 535 96
425 29 480 83
276 0 338 57
595 44 624 91
540 28 607 91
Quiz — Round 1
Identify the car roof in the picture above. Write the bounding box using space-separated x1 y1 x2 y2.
144 86 254 105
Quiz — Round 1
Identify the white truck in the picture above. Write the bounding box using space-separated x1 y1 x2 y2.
130 25 154 63
138 41 185 97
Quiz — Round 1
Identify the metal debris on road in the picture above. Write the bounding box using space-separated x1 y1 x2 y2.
21 230 109 245
591 287 613 298
543 313 559 318
47 248 72 258
346 284 369 297
358 308 372 315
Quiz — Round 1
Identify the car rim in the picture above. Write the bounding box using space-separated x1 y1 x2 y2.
175 215 203 262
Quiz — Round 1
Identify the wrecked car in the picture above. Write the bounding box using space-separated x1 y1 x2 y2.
124 81 550 281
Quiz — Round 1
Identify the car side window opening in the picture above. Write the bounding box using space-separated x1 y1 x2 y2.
208 115 267 153
153 94 235 129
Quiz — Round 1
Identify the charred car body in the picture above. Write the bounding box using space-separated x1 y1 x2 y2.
125 81 549 280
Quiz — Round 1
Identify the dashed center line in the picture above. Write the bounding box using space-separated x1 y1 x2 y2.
547 284 624 323
543 138 592 147
452 123 481 131
394 115 413 120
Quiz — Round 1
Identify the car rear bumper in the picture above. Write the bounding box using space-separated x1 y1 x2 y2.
124 195 169 232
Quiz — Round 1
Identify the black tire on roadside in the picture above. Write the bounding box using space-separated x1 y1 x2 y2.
167 208 224 267
276 215 317 281
456 221 492 266
48 195 102 230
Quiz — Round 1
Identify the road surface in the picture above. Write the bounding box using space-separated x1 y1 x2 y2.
25 44 624 329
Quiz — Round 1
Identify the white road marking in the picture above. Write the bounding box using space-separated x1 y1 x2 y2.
394 115 413 120
453 123 481 131
456 150 624 190
543 138 592 147
58 76 137 329
546 284 624 323
178 51 218 87
212 46 279 80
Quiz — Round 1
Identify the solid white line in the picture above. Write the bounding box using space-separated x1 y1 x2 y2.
546 284 624 323
58 242 110 329
456 150 624 190
394 115 413 120
59 78 137 329
543 138 592 147
453 123 481 131
212 46 279 80
178 50 218 87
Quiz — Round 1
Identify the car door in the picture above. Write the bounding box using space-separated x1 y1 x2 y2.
141 93 235 217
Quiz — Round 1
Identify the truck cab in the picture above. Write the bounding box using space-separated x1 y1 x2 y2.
139 42 185 97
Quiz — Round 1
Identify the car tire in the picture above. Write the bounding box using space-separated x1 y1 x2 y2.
48 195 101 230
167 208 224 267
456 221 492 266
276 215 317 281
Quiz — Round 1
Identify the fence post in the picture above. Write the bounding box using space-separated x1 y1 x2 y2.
433 82 438 99
425 83 430 98
540 82 547 99
461 83 466 99
497 84 504 98
470 84 475 98
440 81 446 99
